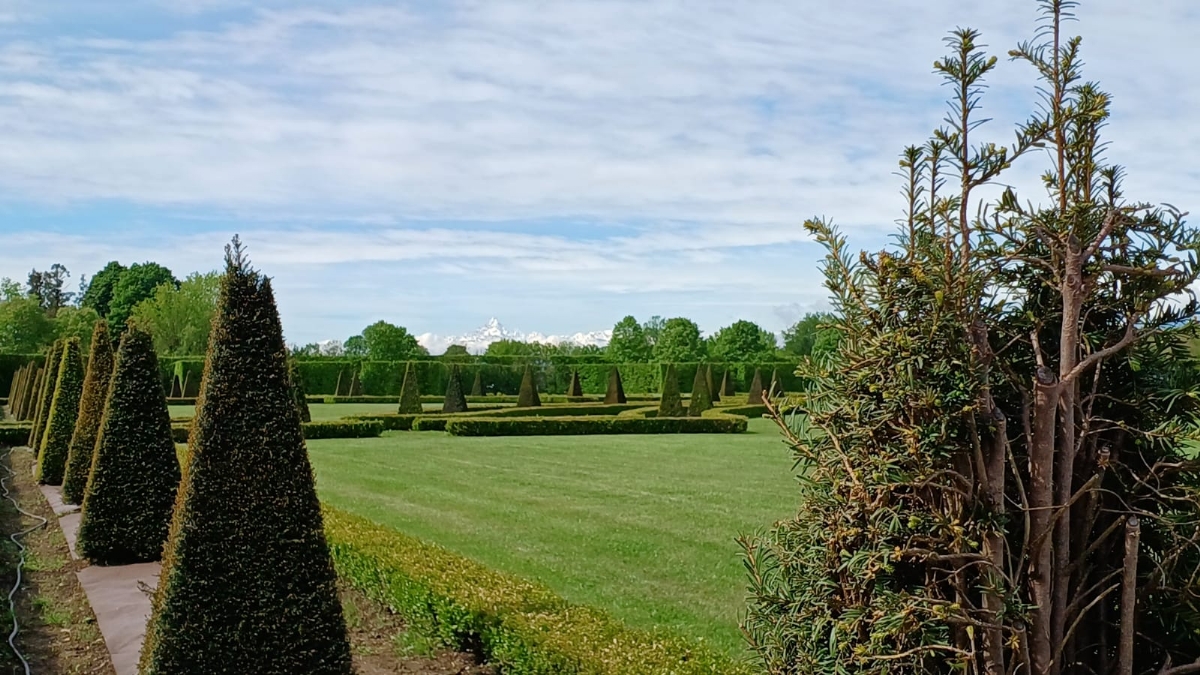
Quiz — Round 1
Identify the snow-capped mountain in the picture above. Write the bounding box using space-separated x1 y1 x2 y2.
416 318 612 355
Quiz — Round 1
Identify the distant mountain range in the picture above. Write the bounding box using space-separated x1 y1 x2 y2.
415 317 611 355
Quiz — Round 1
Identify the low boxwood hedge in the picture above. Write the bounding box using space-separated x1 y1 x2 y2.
171 420 384 443
466 403 647 418
443 414 748 437
323 506 752 675
410 417 448 432
0 423 33 446
165 397 197 406
706 404 769 418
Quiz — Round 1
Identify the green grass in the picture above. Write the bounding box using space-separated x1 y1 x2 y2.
169 402 457 421
305 417 800 657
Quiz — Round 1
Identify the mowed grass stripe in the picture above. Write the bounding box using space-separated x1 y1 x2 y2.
304 417 799 656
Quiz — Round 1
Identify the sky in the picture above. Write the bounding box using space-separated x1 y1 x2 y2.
0 1 1197 346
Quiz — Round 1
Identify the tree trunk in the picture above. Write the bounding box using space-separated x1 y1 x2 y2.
1030 366 1060 673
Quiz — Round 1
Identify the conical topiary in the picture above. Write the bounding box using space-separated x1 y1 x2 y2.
35 338 85 485
138 238 351 674
688 365 713 417
182 370 200 397
657 364 684 417
29 341 63 449
76 325 180 564
707 365 721 403
769 368 783 397
62 321 116 504
442 364 468 413
14 366 31 419
289 357 311 423
334 369 347 397
169 374 182 398
747 368 765 404
398 362 422 414
720 369 735 396
348 367 363 396
567 370 583 397
517 364 542 407
470 370 484 397
604 367 626 404
19 367 42 421
6 366 23 419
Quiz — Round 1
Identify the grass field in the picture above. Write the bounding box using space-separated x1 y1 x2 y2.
304 416 800 656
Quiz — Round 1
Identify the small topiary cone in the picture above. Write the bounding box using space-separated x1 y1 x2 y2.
688 365 713 417
604 367 626 404
36 338 85 485
707 365 721 403
442 364 469 413
20 367 43 421
398 362 422 414
517 364 542 407
348 367 363 396
334 369 346 397
76 325 180 564
567 370 584 397
62 321 116 504
470 370 484 397
720 369 735 396
747 368 765 404
657 364 684 417
29 341 63 449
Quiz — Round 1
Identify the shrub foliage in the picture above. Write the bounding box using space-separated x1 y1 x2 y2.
517 363 542 407
687 366 713 417
62 320 115 504
603 367 626 404
398 361 423 414
746 368 764 405
657 364 684 417
289 356 312 423
35 338 85 485
28 340 62 449
442 364 468 413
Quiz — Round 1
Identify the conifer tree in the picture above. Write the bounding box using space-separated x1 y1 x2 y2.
29 341 62 448
604 367 626 404
657 364 684 417
470 370 484 397
746 368 765 404
707 365 720 403
441 364 468 413
567 369 583 397
288 357 311 423
398 361 422 414
35 338 85 485
687 365 713 417
139 237 351 674
517 364 542 407
62 321 115 504
76 325 180 564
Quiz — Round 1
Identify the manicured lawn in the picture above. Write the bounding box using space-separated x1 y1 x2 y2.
304 417 800 656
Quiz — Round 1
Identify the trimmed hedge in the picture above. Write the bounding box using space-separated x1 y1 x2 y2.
35 339 85 485
62 321 116 504
0 424 33 446
323 506 754 675
687 366 713 417
29 341 63 451
410 417 448 432
0 354 43 396
172 420 386 442
397 362 422 414
710 404 769 418
444 414 748 436
517 364 541 408
657 364 684 417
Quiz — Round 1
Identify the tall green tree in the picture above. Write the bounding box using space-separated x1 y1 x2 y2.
707 320 777 363
607 315 653 362
441 344 472 361
781 312 837 357
0 296 54 352
652 317 706 363
129 271 220 355
642 315 666 346
107 262 178 332
360 321 424 361
53 306 101 351
80 261 127 317
139 238 351 674
26 264 74 317
741 7 1200 673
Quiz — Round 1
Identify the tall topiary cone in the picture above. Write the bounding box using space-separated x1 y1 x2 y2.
398 361 422 414
139 238 351 674
688 365 714 417
169 374 182 398
289 357 312 423
747 368 765 404
334 369 346 397
348 367 363 396
62 321 116 504
657 364 684 417
604 367 626 404
442 364 468 413
720 369 735 396
707 365 721 403
567 370 583 397
36 338 85 485
19 367 42 421
76 325 180 564
768 368 783 397
470 370 484 397
517 364 542 407
182 370 200 397
29 341 63 449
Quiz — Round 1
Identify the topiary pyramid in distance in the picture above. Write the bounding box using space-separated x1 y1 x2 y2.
769 368 783 397
62 320 116 504
334 369 347 397
657 364 684 417
36 338 85 485
720 369 735 397
442 364 468 413
29 340 63 449
289 356 312 423
688 365 713 417
470 370 484 397
747 368 765 404
398 361 422 414
19 366 42 421
348 367 363 396
567 370 583 397
138 237 352 674
76 325 180 564
604 367 626 404
707 365 721 403
517 364 541 407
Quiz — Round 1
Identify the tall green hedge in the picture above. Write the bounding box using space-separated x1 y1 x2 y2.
76 326 180 564
0 354 44 396
62 321 116 504
35 339 85 485
139 241 351 674
29 341 63 450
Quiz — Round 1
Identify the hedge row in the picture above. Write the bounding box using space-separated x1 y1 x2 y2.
171 420 385 443
410 417 448 432
323 506 753 675
0 355 44 396
443 414 749 436
0 423 32 446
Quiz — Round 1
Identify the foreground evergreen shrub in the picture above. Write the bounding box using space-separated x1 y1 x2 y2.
567 370 583 397
139 238 351 674
746 368 764 405
62 321 115 504
442 364 468 413
76 326 180 564
35 339 85 485
687 366 713 417
517 364 541 407
657 364 684 417
28 341 62 449
397 362 422 414
603 367 626 404
289 357 312 423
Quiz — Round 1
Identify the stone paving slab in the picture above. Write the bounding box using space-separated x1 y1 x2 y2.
61 511 81 559
38 483 80 516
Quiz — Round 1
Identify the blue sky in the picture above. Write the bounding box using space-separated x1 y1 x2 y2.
0 0 1197 346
